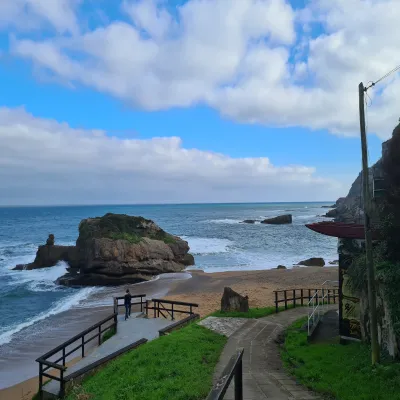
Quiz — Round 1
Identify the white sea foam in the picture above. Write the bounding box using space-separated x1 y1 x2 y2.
181 236 234 255
205 219 242 224
0 285 98 346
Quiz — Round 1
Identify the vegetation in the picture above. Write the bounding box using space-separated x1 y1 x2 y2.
210 304 302 318
77 213 176 245
282 317 400 400
102 327 116 343
108 232 142 244
67 324 226 400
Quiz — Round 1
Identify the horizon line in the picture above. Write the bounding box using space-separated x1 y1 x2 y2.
0 200 336 208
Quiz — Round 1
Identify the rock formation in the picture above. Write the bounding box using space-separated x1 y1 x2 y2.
241 219 257 224
14 213 195 286
221 287 249 313
261 214 292 224
297 257 325 267
276 265 287 269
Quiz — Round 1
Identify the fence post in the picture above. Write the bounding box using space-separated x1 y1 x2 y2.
82 336 85 358
234 358 243 400
293 289 296 308
62 348 66 367
154 301 157 318
308 289 311 301
301 289 304 306
275 291 278 313
140 296 143 312
172 303 174 320
60 370 65 399
39 362 43 399
328 290 331 305
145 300 149 317
114 312 118 334
284 290 288 310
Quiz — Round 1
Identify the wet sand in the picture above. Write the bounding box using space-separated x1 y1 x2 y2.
0 266 338 399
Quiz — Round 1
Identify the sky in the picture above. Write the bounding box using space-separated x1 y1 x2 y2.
0 0 399 206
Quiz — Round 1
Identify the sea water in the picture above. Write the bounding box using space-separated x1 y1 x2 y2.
0 203 337 347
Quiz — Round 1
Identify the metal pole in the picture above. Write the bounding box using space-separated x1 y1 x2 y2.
234 359 243 400
359 82 380 365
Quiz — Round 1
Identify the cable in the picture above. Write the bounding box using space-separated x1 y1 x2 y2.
365 63 400 91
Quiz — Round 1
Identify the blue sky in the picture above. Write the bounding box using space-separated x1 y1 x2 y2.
0 0 397 205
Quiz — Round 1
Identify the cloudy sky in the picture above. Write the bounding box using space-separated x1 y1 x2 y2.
0 0 399 206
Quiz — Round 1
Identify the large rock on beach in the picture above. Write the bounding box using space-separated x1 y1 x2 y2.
298 257 325 267
261 214 292 224
221 287 249 313
14 213 195 286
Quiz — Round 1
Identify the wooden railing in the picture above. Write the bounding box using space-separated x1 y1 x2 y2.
274 288 339 313
145 298 199 320
36 313 117 398
206 348 244 400
113 294 147 313
158 313 200 336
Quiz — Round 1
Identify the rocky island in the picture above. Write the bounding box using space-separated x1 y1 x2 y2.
14 213 195 286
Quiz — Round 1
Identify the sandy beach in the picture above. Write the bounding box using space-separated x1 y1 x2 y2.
0 266 338 400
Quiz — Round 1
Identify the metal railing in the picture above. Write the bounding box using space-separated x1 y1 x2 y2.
206 348 244 400
113 294 147 314
36 312 117 398
307 280 339 336
145 298 199 320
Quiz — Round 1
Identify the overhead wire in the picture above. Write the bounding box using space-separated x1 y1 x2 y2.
365 64 400 91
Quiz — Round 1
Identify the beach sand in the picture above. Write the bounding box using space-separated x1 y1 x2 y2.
0 266 338 400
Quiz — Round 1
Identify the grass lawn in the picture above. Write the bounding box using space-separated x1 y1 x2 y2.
282 317 400 400
67 323 226 400
210 304 301 318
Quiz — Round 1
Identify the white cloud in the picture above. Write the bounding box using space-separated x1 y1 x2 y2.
3 0 400 139
0 0 80 33
0 107 344 205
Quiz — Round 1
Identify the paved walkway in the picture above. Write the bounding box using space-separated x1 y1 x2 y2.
212 307 338 400
44 312 172 397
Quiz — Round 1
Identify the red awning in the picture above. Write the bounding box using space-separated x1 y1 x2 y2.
305 222 380 240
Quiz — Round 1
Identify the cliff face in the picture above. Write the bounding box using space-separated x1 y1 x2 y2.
15 213 195 286
333 139 390 224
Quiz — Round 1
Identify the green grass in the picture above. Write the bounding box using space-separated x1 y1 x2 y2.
282 317 400 400
210 304 302 318
102 327 116 343
67 323 227 400
108 232 143 244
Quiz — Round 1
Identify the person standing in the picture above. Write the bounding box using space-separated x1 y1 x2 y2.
124 289 132 320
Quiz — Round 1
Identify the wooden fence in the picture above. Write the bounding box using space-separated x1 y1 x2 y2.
274 288 339 313
145 298 199 320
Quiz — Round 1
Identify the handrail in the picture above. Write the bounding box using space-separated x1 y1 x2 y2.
37 312 118 399
113 294 147 313
206 348 244 400
145 298 199 320
36 313 117 362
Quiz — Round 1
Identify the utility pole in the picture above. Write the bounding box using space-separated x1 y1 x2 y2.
358 82 380 365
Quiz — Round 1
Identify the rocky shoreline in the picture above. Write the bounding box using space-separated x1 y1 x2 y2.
14 213 195 287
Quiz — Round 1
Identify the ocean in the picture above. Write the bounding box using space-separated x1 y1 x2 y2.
0 203 337 350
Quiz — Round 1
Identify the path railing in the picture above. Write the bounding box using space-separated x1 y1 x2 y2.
274 287 339 313
307 280 339 336
113 294 147 314
206 348 244 400
145 298 199 320
36 312 117 398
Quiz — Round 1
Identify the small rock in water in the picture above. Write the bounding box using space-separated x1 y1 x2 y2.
298 257 325 267
241 219 256 224
221 287 249 313
261 214 292 224
46 234 55 246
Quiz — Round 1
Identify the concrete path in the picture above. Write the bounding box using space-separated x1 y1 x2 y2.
213 307 338 400
44 313 172 397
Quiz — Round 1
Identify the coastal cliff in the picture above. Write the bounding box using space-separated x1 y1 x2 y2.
14 213 195 286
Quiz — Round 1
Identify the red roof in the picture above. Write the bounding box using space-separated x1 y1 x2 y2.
305 222 380 240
